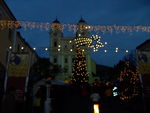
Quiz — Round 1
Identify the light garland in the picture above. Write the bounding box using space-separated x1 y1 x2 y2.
0 20 150 33
7 46 130 53
72 48 89 84
89 35 104 52
119 61 140 101
75 37 92 47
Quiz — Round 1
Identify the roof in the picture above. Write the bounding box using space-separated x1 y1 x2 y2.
1 0 17 20
136 39 150 51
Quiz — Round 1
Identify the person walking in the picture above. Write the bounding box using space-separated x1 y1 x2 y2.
90 92 101 113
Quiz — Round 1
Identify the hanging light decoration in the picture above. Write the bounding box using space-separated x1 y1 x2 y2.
89 35 104 52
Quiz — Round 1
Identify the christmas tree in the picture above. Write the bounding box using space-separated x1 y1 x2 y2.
72 48 89 86
118 61 141 101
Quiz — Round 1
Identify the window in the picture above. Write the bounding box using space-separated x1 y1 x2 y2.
54 41 57 47
65 57 68 63
8 29 13 41
0 7 3 19
64 45 68 49
72 58 75 62
17 44 20 52
64 67 68 73
72 45 74 49
54 57 57 63
53 32 57 37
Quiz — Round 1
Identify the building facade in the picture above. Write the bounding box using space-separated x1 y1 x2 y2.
0 0 18 67
136 39 150 113
0 0 38 94
49 18 97 83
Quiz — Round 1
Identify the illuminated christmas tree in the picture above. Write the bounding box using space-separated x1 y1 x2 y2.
72 48 89 86
118 61 141 101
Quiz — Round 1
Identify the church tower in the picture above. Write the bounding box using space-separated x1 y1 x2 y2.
76 17 89 37
49 18 97 83
49 18 63 64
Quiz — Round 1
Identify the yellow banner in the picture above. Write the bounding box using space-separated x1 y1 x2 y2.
7 53 29 77
139 63 150 74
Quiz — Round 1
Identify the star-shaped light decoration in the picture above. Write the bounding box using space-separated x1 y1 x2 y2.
74 34 104 52
89 35 104 52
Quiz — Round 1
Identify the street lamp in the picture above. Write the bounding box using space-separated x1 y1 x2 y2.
45 79 52 113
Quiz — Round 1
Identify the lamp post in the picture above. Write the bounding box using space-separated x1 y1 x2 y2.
44 80 51 113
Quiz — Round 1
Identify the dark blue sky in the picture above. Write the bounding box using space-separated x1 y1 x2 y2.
5 0 150 67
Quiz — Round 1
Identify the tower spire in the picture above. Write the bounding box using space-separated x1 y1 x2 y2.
78 16 86 23
53 16 60 23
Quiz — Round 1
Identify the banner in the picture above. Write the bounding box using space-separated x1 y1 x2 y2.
7 53 30 77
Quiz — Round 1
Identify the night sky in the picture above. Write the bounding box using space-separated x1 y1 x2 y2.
5 0 150 67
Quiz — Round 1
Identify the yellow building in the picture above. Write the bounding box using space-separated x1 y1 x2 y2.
49 18 97 83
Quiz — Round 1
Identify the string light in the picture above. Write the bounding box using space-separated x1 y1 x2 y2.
9 46 12 50
119 61 140 101
30 46 131 53
104 50 107 52
0 20 150 33
125 50 129 53
90 35 104 52
21 47 24 50
45 48 48 51
104 42 108 45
